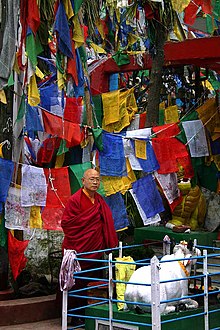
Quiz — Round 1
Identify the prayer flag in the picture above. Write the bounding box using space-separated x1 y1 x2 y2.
54 1 73 58
104 192 129 231
8 231 29 280
132 174 165 218
42 110 81 147
99 132 127 176
0 158 14 213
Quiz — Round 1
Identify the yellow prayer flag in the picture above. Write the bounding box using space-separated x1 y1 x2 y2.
196 98 220 141
90 42 106 54
102 88 138 133
171 0 191 13
102 90 120 126
173 21 184 41
72 15 84 48
35 66 44 79
95 19 105 39
135 140 147 159
202 80 214 91
213 155 220 171
0 143 4 158
0 90 7 104
55 154 65 168
28 74 40 106
165 105 179 124
63 0 74 20
57 70 65 90
128 33 139 46
29 206 42 229
102 158 136 196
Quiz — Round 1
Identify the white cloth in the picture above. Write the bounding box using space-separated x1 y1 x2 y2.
127 114 140 131
129 189 161 226
21 164 47 207
182 120 209 157
123 139 142 171
5 186 30 230
155 172 180 205
125 127 152 139
59 249 81 291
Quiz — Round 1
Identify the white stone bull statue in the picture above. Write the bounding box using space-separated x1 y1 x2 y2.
124 243 201 314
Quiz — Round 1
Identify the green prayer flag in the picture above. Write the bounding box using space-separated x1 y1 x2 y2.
74 0 84 14
69 162 105 196
92 95 103 127
56 52 65 74
78 46 87 64
0 216 7 249
97 181 105 196
112 51 130 66
206 0 220 34
159 108 165 125
194 160 218 192
16 94 26 121
208 71 220 90
91 128 103 151
25 32 43 70
69 162 92 193
181 110 198 122
57 139 69 155
7 72 14 87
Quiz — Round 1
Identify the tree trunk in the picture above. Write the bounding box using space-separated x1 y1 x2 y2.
146 23 167 127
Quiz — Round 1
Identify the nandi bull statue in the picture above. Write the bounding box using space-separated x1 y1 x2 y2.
124 241 201 314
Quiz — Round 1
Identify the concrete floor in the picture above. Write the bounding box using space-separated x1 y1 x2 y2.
0 319 85 330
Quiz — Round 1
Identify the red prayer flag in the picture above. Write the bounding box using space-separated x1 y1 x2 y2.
8 231 29 280
37 137 61 166
152 123 180 138
152 137 179 174
139 112 146 129
64 97 83 124
41 207 64 231
67 31 78 85
42 167 71 231
43 167 71 208
27 0 41 35
42 110 81 147
184 0 212 25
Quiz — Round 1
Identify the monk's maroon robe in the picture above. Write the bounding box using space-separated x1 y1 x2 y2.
61 188 118 269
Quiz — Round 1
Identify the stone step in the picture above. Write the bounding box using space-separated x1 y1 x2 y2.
0 294 60 326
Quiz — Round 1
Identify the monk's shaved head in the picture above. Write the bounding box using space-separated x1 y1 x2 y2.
83 168 100 179
82 169 100 195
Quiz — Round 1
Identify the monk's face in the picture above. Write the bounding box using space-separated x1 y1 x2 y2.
82 169 100 193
